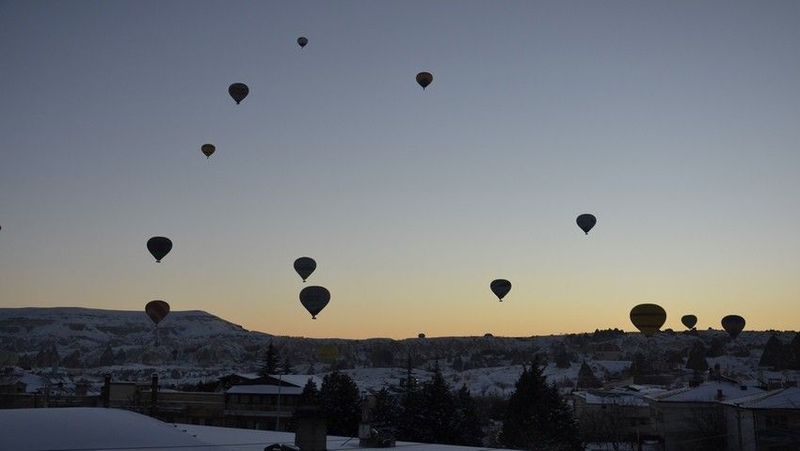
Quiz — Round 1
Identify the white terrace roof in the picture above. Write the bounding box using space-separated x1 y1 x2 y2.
722 387 800 410
227 384 304 395
648 381 763 403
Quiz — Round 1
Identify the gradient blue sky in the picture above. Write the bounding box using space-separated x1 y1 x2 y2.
1 1 799 338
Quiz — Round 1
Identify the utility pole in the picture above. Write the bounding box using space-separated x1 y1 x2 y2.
275 373 282 431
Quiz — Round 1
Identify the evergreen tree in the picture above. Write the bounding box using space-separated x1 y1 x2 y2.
370 388 399 428
260 342 278 377
686 341 709 373
576 361 602 389
397 355 424 441
759 335 785 369
418 362 457 444
789 333 800 370
298 378 320 406
500 360 582 451
706 336 726 357
320 370 361 437
629 353 653 377
453 384 483 446
281 355 293 375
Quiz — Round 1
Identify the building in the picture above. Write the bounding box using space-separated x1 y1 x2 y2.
573 385 665 446
647 379 764 451
722 387 800 451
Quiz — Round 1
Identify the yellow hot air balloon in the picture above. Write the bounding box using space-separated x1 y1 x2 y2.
629 304 667 337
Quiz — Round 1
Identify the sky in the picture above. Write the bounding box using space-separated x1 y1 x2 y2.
1 0 799 339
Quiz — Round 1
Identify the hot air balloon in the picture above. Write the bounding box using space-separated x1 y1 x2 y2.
145 300 170 326
316 344 338 362
722 315 745 340
297 37 308 48
416 72 433 90
576 214 597 235
294 257 316 282
418 333 426 339
490 279 512 302
228 83 249 104
201 144 215 159
147 237 172 263
681 315 698 330
300 286 330 319
630 304 667 337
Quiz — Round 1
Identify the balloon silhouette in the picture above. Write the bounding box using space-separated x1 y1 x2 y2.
145 300 170 325
681 315 698 330
147 237 172 263
297 37 308 48
228 83 249 104
490 279 512 302
416 72 433 90
629 304 667 337
201 144 215 159
418 333 426 339
576 214 597 235
721 315 745 340
294 257 316 282
300 286 330 319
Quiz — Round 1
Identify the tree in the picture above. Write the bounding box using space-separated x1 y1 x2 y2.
500 359 582 451
260 341 278 377
370 388 399 428
576 361 602 389
706 336 726 358
319 370 361 437
686 341 709 373
417 362 457 444
788 333 800 369
453 384 483 446
759 335 784 369
281 355 293 375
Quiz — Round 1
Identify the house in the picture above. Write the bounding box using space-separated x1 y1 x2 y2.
573 385 666 445
722 386 800 451
647 379 763 451
223 374 321 431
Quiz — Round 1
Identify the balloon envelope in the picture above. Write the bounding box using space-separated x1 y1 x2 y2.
294 257 317 282
316 344 338 362
145 300 170 325
297 37 308 48
416 72 433 89
630 304 667 337
228 83 249 104
300 286 330 319
681 315 698 330
490 279 512 301
576 214 597 235
201 144 215 159
721 315 745 340
147 237 172 262
418 333 426 339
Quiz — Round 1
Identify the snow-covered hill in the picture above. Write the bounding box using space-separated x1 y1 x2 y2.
1 307 797 396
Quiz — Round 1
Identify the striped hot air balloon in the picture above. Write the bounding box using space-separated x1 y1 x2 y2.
629 304 667 337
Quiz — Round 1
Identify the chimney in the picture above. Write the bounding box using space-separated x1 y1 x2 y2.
150 373 158 416
102 374 111 407
295 406 326 451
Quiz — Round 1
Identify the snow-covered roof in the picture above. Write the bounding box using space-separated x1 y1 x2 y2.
0 407 509 451
582 392 649 407
270 374 322 388
0 408 216 451
180 423 510 451
722 387 800 410
227 384 304 395
648 381 763 403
